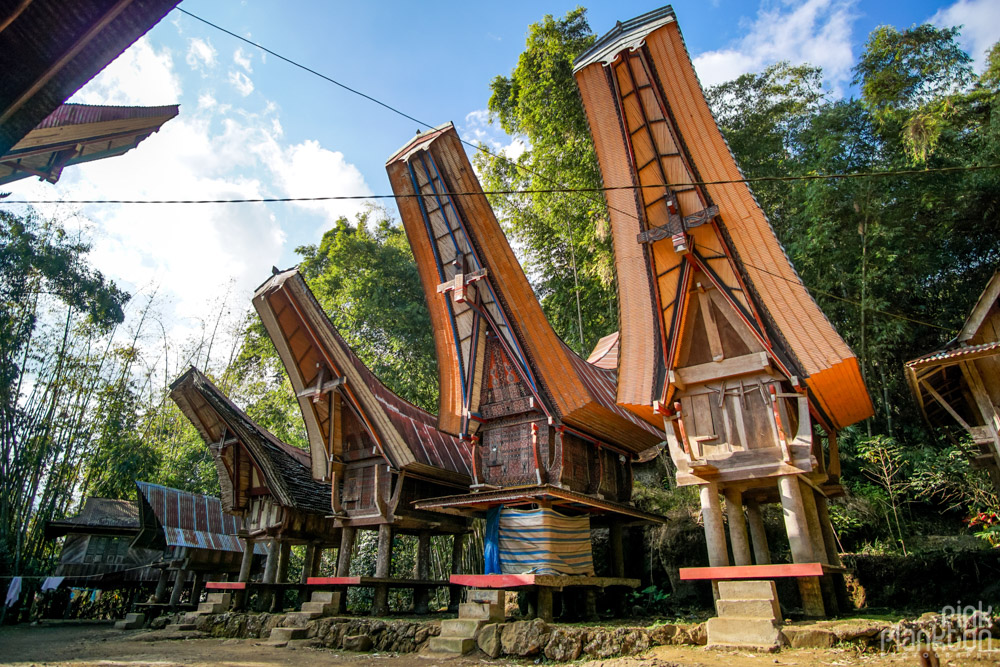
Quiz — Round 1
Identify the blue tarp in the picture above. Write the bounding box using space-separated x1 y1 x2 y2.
484 505 501 574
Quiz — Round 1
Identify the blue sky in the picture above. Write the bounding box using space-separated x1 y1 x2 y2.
7 0 998 358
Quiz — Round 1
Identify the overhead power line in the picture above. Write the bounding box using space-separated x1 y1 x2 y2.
3 163 996 205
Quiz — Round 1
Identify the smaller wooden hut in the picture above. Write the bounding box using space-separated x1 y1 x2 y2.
253 269 472 614
906 271 1000 488
170 366 339 602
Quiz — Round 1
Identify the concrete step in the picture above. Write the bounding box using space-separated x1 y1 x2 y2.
459 601 504 622
124 612 145 624
716 598 781 620
310 590 340 604
300 601 335 614
196 602 227 614
268 627 309 643
205 592 232 606
717 580 778 601
468 589 502 604
440 618 482 637
707 617 782 650
427 635 476 654
114 618 144 630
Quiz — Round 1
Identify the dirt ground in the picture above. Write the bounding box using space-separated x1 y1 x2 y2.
2 621 999 667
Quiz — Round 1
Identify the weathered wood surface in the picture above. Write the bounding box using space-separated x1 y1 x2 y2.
449 574 640 589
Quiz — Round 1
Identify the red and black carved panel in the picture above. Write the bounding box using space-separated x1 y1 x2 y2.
480 415 548 487
480 334 533 420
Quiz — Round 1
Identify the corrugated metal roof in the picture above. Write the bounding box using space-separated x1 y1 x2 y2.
0 0 182 154
35 103 179 128
66 497 139 528
134 481 264 554
586 332 620 370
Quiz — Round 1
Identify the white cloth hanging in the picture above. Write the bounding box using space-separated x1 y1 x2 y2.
41 576 64 592
4 577 22 607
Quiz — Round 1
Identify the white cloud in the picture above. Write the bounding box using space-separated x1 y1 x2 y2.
70 36 180 106
229 70 255 96
692 0 858 94
931 0 1000 72
461 109 528 161
234 47 253 72
186 37 217 70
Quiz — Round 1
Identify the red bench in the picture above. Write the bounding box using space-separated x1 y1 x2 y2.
205 582 246 590
679 562 844 580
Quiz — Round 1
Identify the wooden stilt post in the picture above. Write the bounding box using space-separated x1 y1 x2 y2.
153 568 170 603
609 521 626 577
448 533 465 611
258 538 279 611
777 474 825 617
270 540 291 613
372 524 393 616
233 539 254 611
815 493 851 612
700 483 730 567
335 527 356 613
414 530 431 614
799 481 838 615
536 587 554 623
189 572 204 606
168 568 186 608
724 487 752 566
301 544 316 584
745 498 771 565
311 545 324 577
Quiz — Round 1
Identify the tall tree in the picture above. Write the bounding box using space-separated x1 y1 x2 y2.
475 8 616 355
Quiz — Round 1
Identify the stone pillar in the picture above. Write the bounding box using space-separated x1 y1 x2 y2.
153 568 170 603
777 474 824 617
371 524 394 616
168 568 187 607
745 498 771 565
724 487 752 566
413 530 431 614
699 483 730 568
448 533 465 611
335 527 356 613
270 540 291 613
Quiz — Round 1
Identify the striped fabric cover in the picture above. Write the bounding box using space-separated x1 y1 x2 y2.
498 508 595 576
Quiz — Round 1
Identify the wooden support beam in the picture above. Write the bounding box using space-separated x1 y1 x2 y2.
696 283 725 362
372 524 394 616
610 521 625 578
335 527 355 613
960 361 1000 467
745 498 770 565
920 378 974 432
777 475 825 617
724 488 752 566
448 533 465 611
413 531 431 614
699 483 730 568
675 352 770 386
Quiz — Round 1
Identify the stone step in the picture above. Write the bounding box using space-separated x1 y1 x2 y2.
205 592 232 606
716 598 781 620
114 619 144 630
440 618 482 637
124 612 145 624
268 627 309 643
310 590 340 604
427 635 476 654
706 617 782 650
300 601 335 614
196 602 227 614
717 580 778 601
459 601 504 622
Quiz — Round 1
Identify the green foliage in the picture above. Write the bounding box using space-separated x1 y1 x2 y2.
476 8 616 354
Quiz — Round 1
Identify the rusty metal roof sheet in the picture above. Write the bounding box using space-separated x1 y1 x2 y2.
906 341 1000 368
0 0 182 155
134 481 264 554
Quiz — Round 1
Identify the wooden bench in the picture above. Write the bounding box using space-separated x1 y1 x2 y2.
679 562 845 580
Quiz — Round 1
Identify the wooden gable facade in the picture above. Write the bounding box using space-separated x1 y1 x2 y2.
573 7 872 492
170 367 338 545
572 7 873 616
906 271 1000 489
386 124 664 525
252 269 470 535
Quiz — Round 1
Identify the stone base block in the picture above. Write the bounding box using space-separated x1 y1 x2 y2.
717 580 778 601
460 601 504 622
716 598 781 620
707 617 782 651
427 635 476 654
441 618 483 637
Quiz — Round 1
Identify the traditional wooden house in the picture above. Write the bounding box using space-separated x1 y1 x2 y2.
44 497 161 589
0 103 177 185
252 269 472 614
572 6 874 617
131 481 265 607
906 271 1000 489
384 123 665 591
0 0 181 155
170 367 338 603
